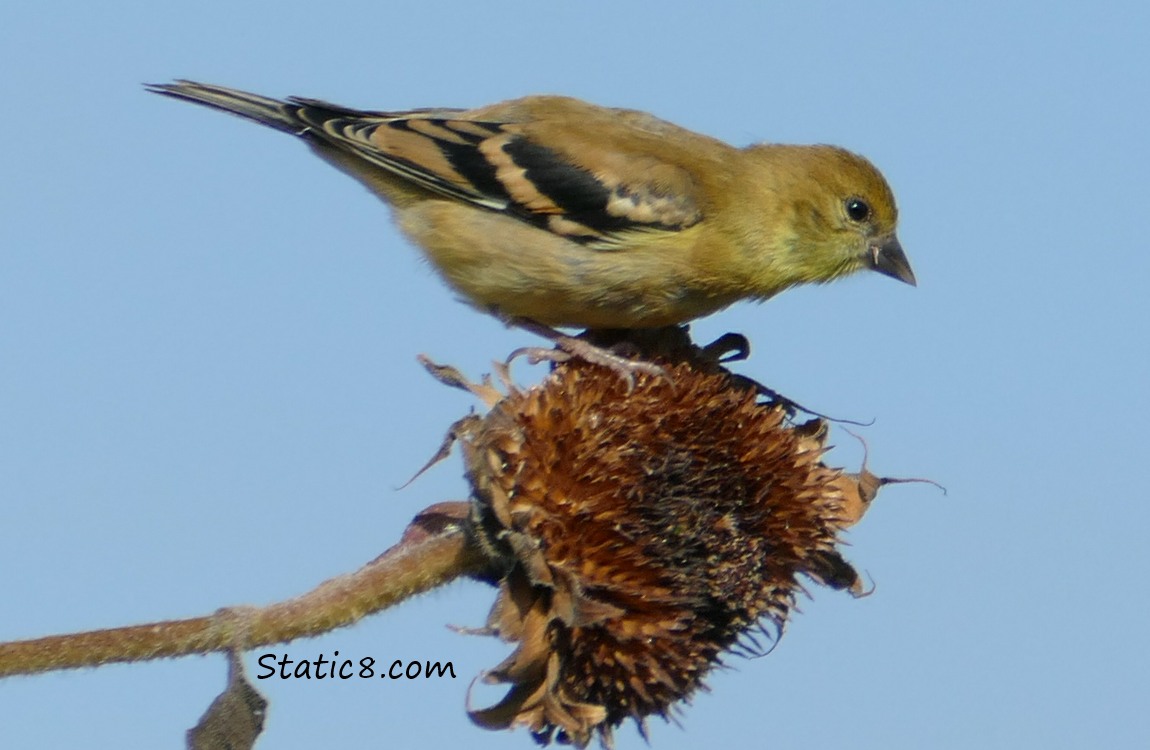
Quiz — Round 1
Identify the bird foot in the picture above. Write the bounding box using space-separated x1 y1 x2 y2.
502 317 668 393
507 336 667 393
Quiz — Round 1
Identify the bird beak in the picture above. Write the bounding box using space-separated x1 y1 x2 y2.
868 234 916 286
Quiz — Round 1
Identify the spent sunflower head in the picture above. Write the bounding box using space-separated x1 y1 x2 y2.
433 327 905 747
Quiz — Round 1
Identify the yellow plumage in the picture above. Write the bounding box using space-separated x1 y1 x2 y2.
148 81 914 328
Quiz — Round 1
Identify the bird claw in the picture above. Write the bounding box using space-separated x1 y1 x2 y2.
506 345 573 368
558 336 668 393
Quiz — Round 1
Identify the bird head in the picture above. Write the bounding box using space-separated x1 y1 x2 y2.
808 145 915 286
742 144 916 292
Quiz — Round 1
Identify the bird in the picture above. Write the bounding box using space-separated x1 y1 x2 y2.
147 81 914 366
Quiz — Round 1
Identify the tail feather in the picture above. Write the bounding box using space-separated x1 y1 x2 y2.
145 80 304 135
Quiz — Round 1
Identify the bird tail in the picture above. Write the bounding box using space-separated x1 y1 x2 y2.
145 80 304 135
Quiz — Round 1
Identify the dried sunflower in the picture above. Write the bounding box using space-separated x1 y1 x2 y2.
429 328 904 747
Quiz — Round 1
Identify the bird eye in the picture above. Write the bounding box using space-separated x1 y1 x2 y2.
845 198 870 222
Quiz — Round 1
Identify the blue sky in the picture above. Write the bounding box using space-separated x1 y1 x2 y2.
2 2 1147 748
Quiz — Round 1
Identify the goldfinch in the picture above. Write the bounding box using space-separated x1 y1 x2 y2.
147 81 914 330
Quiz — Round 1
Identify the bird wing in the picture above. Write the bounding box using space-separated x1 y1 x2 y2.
286 96 705 247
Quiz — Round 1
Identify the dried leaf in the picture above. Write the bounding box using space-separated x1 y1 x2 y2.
186 650 266 750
